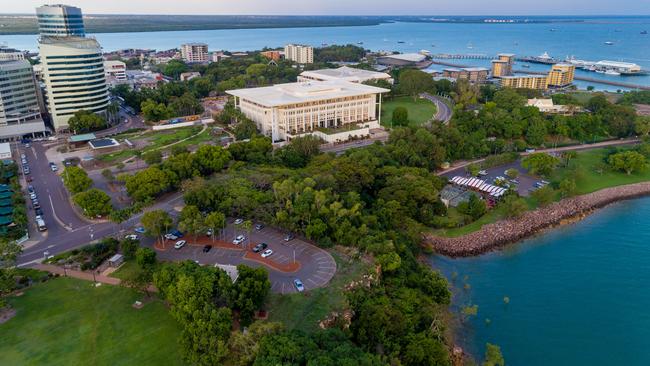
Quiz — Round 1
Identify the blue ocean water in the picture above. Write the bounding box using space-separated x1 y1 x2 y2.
430 196 650 365
2 16 650 89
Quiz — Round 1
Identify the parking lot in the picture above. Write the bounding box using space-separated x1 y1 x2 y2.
443 160 543 197
151 219 337 294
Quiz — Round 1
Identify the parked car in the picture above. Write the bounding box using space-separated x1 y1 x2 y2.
254 223 264 230
206 229 213 237
170 229 183 238
124 234 138 240
234 218 244 225
24 168 30 175
284 233 295 242
27 185 34 193
26 176 33 182
525 148 536 153
203 245 212 253
49 162 58 172
174 240 187 249
164 233 178 240
233 235 246 245
29 193 37 200
253 242 268 253
35 208 44 216
33 201 40 209
134 227 146 234
293 279 305 292
261 249 274 258
478 170 488 176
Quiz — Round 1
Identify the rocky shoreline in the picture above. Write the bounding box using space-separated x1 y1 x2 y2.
426 181 650 257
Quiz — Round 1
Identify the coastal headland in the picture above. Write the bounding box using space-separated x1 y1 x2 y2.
426 181 650 257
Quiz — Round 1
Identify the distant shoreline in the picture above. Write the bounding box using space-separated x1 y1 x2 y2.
0 14 602 36
425 181 650 257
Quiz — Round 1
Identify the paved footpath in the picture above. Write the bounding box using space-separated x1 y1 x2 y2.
35 263 121 285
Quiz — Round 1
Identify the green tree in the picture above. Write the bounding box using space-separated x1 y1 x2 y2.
194 145 231 175
141 209 173 244
501 195 527 218
0 238 23 308
68 110 107 133
163 59 189 79
229 265 271 326
205 211 226 242
466 163 480 177
504 168 519 179
101 168 114 182
120 238 140 260
608 150 647 175
135 247 157 269
458 193 487 221
234 118 258 140
531 185 555 207
559 178 577 197
62 166 93 194
141 99 173 122
398 69 435 99
522 153 560 176
125 167 172 202
392 106 409 127
482 343 505 366
178 205 205 243
634 116 650 136
228 321 284 366
73 189 112 218
143 150 163 165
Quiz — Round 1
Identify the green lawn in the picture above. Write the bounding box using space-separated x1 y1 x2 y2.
381 96 437 127
549 147 650 195
109 261 141 280
265 251 370 333
0 277 184 366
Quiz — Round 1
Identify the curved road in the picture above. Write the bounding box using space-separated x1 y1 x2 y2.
420 93 453 124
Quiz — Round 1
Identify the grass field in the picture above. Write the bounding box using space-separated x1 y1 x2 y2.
0 278 184 366
265 251 370 333
381 96 437 127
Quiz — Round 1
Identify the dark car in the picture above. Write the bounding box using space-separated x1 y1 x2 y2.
255 223 264 231
26 176 33 182
35 208 44 216
284 233 295 242
252 242 268 253
202 245 213 253
170 229 184 238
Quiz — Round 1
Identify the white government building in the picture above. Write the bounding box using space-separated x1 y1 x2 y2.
39 36 109 132
298 66 393 84
227 80 389 143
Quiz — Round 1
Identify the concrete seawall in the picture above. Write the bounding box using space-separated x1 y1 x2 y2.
426 181 650 257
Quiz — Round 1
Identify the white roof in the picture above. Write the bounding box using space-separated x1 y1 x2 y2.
527 98 555 108
450 176 507 197
300 66 391 82
227 80 390 108
382 53 426 62
0 143 11 156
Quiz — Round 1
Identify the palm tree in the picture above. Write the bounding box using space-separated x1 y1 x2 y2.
241 220 253 249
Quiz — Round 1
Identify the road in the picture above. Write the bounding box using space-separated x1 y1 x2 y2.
420 93 453 124
320 135 388 155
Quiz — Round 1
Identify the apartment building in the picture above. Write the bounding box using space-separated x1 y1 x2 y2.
36 4 85 37
500 75 549 90
227 80 389 142
104 60 127 83
547 63 576 88
180 43 209 63
442 67 489 83
0 59 48 140
491 53 515 77
284 44 314 64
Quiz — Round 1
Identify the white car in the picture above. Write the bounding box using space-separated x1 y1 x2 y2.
234 218 244 225
261 249 274 258
164 233 178 240
232 235 246 245
29 193 37 200
124 234 138 240
174 240 186 249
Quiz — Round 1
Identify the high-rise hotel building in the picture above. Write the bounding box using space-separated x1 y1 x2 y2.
0 52 48 140
37 5 109 132
36 4 85 37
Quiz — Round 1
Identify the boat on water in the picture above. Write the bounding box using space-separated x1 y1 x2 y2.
604 41 614 45
550 28 557 32
596 70 605 74
522 64 530 68
642 30 648 35
357 41 363 45
467 42 473 49
604 70 621 76
397 41 405 44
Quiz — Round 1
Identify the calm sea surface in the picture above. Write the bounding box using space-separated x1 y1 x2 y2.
429 196 650 365
2 16 650 89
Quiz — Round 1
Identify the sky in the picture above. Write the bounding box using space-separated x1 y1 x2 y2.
2 0 649 16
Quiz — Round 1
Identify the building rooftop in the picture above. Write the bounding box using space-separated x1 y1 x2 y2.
68 133 96 143
498 53 516 57
227 80 390 108
463 67 489 72
300 66 391 82
0 143 11 157
380 53 427 62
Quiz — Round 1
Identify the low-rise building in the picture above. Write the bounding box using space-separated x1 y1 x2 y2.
104 60 127 84
443 67 489 83
0 143 11 159
260 50 282 61
527 98 581 115
298 66 393 84
284 44 313 64
180 72 201 81
376 53 428 68
211 52 230 62
227 80 389 143
500 75 549 90
180 43 209 63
